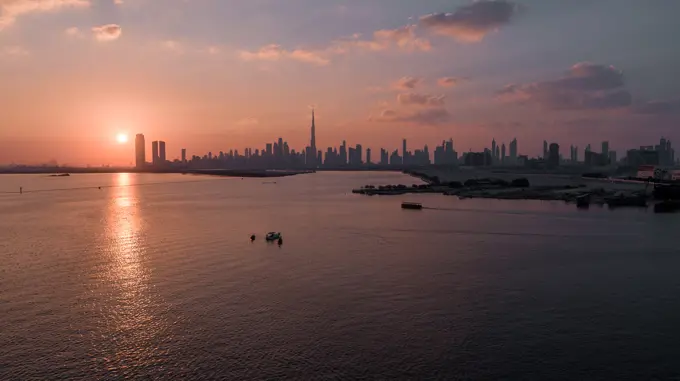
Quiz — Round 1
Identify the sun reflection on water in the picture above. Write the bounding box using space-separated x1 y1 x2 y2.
100 173 170 372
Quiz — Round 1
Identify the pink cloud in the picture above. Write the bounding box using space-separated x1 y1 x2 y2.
92 24 122 41
0 0 89 28
419 0 518 42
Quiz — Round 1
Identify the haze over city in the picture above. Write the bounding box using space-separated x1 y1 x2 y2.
1 0 679 166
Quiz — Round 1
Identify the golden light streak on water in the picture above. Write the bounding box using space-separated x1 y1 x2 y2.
101 172 169 371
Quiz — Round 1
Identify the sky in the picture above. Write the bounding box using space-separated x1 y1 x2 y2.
1 0 679 166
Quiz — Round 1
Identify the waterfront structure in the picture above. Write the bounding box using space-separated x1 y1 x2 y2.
135 134 145 168
181 148 186 163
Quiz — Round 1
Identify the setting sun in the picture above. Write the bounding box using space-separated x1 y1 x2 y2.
116 133 128 144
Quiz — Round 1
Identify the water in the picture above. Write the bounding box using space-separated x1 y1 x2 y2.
1 172 679 380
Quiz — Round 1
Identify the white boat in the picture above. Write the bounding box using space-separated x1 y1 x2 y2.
265 232 281 241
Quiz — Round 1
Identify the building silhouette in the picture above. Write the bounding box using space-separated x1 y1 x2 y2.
509 138 518 165
135 134 145 168
548 143 560 167
308 109 317 168
159 141 166 164
152 141 159 166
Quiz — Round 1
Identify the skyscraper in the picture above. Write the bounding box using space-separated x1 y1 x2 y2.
181 148 187 163
548 143 560 167
152 141 159 166
501 143 506 164
492 139 497 163
402 139 407 165
340 141 347 164
601 141 609 156
366 148 372 164
159 141 166 163
310 109 317 167
543 140 548 159
509 138 518 164
135 134 145 168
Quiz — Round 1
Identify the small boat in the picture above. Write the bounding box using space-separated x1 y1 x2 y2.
265 232 282 241
654 200 680 213
401 202 423 210
576 194 590 209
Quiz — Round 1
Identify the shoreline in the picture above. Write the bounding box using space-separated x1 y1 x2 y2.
353 168 675 211
0 168 315 178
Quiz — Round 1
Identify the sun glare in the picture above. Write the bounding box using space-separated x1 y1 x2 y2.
116 133 129 144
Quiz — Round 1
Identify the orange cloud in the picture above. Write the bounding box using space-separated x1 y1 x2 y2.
92 24 121 41
332 25 431 53
239 25 430 66
393 76 423 90
0 0 89 29
239 44 329 66
437 77 462 87
397 93 446 106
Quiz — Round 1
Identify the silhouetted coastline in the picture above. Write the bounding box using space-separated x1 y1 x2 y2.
0 167 314 178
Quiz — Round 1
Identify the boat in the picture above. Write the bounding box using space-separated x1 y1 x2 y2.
265 232 282 241
401 202 423 210
576 194 590 208
654 200 680 213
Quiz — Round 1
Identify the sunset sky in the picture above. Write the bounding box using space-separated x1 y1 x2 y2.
1 0 679 165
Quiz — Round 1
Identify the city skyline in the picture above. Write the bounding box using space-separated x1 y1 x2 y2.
2 0 680 165
119 110 675 171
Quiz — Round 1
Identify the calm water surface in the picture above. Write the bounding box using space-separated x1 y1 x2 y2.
1 172 679 380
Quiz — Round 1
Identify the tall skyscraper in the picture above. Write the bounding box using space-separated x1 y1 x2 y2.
509 138 518 164
366 148 372 164
181 148 187 163
601 141 609 156
548 143 560 167
501 143 506 164
159 141 166 163
356 144 363 164
340 141 347 164
135 134 145 168
310 109 317 166
574 146 578 163
492 139 497 163
543 140 548 159
152 141 159 166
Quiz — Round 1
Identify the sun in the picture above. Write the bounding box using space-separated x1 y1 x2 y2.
116 133 128 144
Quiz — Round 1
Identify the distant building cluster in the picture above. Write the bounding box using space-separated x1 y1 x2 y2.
132 111 678 173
